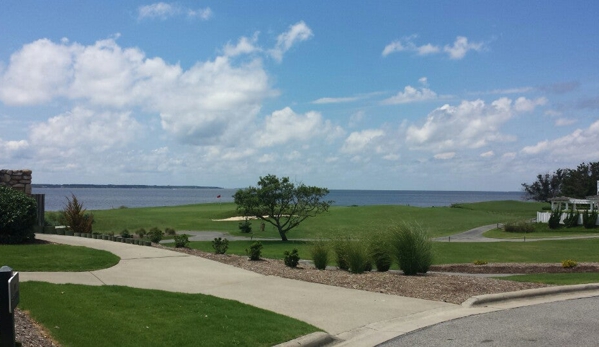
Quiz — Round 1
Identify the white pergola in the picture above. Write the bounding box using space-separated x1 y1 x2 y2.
550 196 599 212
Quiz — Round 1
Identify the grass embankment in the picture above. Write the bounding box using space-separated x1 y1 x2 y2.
91 200 547 238
20 282 319 347
1 244 119 271
175 238 599 265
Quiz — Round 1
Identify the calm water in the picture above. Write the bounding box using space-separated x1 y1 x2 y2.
33 187 525 211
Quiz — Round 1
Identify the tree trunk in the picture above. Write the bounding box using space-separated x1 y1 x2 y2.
278 228 288 241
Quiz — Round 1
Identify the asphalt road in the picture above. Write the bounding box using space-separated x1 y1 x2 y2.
379 296 599 347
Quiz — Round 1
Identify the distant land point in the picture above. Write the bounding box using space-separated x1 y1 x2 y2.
32 184 223 189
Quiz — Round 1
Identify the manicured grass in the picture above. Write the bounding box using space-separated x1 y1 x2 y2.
90 200 546 238
433 239 599 264
499 273 599 285
167 240 312 260
484 223 599 239
20 282 319 347
0 244 120 271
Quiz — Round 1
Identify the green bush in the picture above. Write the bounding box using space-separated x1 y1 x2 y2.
473 260 488 265
147 228 162 243
164 227 176 236
246 241 262 261
120 229 131 238
63 194 93 234
0 186 37 244
548 209 562 229
45 211 65 226
284 249 300 268
503 220 535 233
389 223 433 276
212 237 229 254
309 240 329 270
174 234 190 248
238 219 252 233
562 259 578 268
332 238 350 270
582 210 598 229
564 210 580 228
369 232 393 272
135 228 147 238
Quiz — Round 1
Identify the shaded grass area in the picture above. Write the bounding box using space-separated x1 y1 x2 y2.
91 200 547 238
499 273 599 285
176 238 599 266
0 244 119 271
484 223 599 239
20 282 319 347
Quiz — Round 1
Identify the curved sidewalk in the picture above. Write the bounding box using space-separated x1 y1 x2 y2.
21 234 599 346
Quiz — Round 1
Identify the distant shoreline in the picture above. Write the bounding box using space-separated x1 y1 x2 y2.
32 184 223 189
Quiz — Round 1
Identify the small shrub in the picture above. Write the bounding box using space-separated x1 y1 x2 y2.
0 186 37 244
107 231 115 237
120 229 131 238
238 219 252 233
562 259 578 268
332 238 350 270
63 194 94 234
212 237 229 254
165 227 176 236
135 228 147 238
147 228 162 243
246 241 262 261
503 220 534 233
369 233 393 272
174 234 190 248
389 223 433 276
563 210 580 228
582 210 598 229
473 260 488 265
548 209 562 229
284 249 300 268
310 240 329 270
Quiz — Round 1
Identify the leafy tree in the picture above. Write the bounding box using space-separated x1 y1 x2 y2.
234 174 332 241
521 169 564 202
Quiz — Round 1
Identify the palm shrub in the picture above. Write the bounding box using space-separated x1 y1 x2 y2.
284 249 300 268
164 227 176 236
147 228 162 243
0 186 37 244
309 240 329 270
173 234 190 248
246 241 262 261
389 223 433 276
582 210 598 229
212 237 229 254
548 208 562 229
63 194 93 233
120 229 131 238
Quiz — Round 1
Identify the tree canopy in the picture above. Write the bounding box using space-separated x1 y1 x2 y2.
522 161 599 201
233 174 332 241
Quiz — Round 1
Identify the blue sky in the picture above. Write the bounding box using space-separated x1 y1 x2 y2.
1 1 598 190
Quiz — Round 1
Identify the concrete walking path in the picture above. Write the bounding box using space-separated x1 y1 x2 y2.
21 234 599 346
434 224 599 243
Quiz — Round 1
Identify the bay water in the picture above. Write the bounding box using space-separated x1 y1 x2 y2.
33 187 525 211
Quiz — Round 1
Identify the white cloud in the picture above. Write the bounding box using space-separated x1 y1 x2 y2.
382 36 483 59
0 138 29 159
434 152 455 160
514 96 547 112
480 151 495 158
269 21 313 62
257 107 342 147
341 129 385 154
312 96 361 104
138 3 212 21
418 77 428 86
223 34 260 57
382 85 438 105
555 118 577 126
520 119 599 160
443 36 484 60
406 97 523 151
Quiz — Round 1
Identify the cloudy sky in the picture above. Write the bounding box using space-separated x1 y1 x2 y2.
1 1 598 191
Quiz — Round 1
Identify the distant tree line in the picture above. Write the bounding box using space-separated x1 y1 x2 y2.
522 161 599 202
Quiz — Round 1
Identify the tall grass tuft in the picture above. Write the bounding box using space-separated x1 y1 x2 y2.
309 240 329 270
389 223 433 276
368 231 393 272
333 237 370 274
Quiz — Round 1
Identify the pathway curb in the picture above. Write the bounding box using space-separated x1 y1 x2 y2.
463 283 599 307
274 332 337 347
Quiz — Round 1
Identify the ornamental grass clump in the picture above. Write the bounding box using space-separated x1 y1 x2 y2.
389 223 433 276
368 231 393 272
333 237 371 274
503 220 534 233
309 240 329 270
562 259 578 268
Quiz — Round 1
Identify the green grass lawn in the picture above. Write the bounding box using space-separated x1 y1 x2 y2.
499 273 599 285
20 282 319 347
177 238 599 266
90 200 547 239
484 223 599 239
0 244 120 271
